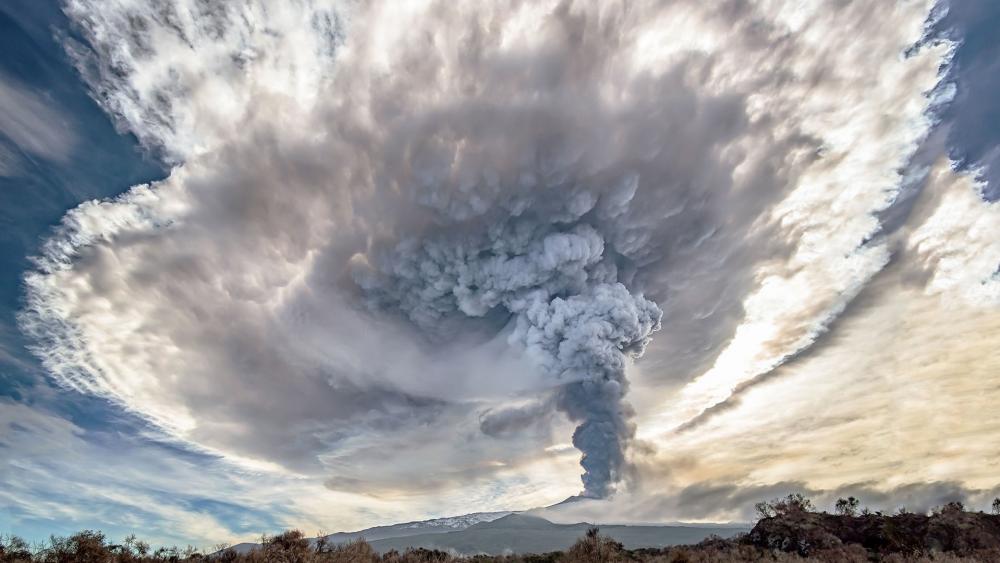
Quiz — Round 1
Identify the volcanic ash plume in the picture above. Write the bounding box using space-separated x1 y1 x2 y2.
356 217 662 498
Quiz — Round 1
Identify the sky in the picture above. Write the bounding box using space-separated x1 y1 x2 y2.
1 0 999 548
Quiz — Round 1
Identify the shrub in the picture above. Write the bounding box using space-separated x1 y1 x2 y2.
755 493 815 520
561 527 630 563
835 496 860 517
42 530 110 563
326 539 378 563
1 535 33 563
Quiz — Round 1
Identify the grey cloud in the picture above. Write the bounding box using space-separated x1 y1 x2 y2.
19 0 955 505
332 0 839 495
480 399 555 438
537 480 1000 524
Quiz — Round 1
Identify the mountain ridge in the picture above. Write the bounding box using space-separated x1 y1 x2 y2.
220 511 748 556
363 513 747 555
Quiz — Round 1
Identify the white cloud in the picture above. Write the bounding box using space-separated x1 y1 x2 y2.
906 158 1000 304
632 262 1000 504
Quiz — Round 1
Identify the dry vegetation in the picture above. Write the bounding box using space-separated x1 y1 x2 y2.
6 496 1000 562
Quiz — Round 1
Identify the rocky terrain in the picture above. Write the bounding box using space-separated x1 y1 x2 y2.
743 500 1000 560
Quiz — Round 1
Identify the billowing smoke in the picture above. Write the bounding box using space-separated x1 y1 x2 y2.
356 216 662 497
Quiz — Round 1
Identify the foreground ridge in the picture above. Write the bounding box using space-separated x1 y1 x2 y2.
5 497 1000 561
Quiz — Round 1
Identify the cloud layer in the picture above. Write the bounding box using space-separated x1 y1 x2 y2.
10 0 1000 536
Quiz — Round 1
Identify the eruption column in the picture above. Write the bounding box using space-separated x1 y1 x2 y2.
357 219 662 497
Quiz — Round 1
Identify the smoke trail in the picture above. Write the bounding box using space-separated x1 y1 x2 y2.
356 218 661 497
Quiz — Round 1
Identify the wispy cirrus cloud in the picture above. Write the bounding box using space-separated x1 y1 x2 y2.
0 75 76 175
0 398 288 546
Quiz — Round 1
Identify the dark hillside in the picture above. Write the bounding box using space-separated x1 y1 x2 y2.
747 501 1000 557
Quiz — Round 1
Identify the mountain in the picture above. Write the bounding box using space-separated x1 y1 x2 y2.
319 511 511 543
221 511 510 554
219 511 748 556
364 513 747 555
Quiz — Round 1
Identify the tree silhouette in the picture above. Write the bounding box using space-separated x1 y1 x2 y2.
835 497 860 516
